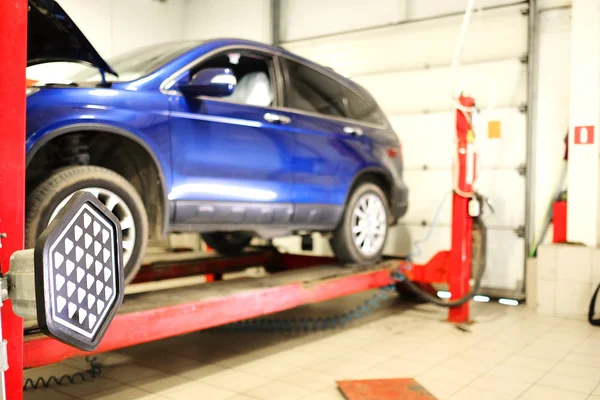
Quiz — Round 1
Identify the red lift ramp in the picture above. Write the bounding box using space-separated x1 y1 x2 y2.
24 255 402 369
130 248 281 283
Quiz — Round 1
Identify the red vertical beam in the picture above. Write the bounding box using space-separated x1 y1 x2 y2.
448 194 472 322
0 1 27 399
448 96 475 323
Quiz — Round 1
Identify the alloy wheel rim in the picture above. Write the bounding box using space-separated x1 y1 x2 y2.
351 193 387 256
48 188 136 265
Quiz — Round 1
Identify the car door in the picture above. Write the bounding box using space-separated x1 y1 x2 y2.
280 58 374 216
168 49 296 228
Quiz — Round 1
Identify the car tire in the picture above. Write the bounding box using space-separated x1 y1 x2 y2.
25 166 148 285
201 232 252 256
330 182 390 265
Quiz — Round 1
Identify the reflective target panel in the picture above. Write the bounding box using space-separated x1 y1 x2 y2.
35 191 124 351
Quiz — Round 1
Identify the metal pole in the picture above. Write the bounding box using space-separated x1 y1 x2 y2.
271 0 281 46
450 0 477 99
524 0 537 295
0 1 28 399
448 95 476 323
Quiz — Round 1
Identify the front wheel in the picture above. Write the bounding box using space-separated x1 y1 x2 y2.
330 183 390 265
25 166 149 284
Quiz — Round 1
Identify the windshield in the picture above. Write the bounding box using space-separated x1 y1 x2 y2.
68 41 201 83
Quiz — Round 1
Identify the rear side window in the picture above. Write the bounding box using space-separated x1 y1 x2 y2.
344 88 383 125
284 59 346 118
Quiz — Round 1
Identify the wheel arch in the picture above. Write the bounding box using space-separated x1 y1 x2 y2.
345 167 393 207
26 123 169 239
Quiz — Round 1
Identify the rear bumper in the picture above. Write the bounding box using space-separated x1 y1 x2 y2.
389 182 408 225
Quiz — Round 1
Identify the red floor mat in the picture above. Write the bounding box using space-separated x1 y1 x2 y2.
337 378 437 400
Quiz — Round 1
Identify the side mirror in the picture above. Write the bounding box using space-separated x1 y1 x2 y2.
8 192 124 351
180 68 236 97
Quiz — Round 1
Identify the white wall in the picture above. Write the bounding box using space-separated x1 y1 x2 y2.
281 0 525 43
27 0 186 82
531 7 571 246
184 0 271 43
539 0 571 10
407 0 520 20
536 243 598 319
61 0 186 57
281 0 406 42
110 0 187 56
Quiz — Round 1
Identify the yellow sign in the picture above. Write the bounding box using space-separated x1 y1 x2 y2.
488 120 501 139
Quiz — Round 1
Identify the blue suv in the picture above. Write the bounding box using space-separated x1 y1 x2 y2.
26 0 408 283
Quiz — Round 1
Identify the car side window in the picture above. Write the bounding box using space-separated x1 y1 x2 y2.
284 59 346 118
190 51 276 107
344 87 383 125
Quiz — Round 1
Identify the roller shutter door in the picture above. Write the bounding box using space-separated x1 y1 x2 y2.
283 3 530 295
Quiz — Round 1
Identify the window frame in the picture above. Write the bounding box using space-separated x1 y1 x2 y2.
280 55 387 129
342 86 384 126
281 57 347 120
163 46 283 109
159 44 387 129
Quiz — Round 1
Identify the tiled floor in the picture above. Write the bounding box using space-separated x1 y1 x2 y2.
23 291 600 399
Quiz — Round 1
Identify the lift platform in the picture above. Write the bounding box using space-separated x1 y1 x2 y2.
23 250 406 369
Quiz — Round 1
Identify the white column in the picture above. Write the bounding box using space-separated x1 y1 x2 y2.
567 0 600 246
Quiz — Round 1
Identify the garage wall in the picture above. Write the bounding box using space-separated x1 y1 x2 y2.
281 0 525 42
27 0 186 82
184 0 271 43
280 0 406 42
282 2 530 295
538 0 571 10
531 5 571 245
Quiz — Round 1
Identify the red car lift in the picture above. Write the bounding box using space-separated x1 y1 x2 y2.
0 1 27 399
401 95 478 323
24 254 403 368
1 2 479 397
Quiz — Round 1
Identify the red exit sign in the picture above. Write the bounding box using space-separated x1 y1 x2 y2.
575 126 595 145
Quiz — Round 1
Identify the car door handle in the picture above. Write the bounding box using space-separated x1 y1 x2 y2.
264 113 291 124
343 126 363 136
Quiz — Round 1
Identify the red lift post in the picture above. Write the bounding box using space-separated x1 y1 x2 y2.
401 95 477 323
0 1 28 399
449 95 476 322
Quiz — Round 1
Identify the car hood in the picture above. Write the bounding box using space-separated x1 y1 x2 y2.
28 0 117 76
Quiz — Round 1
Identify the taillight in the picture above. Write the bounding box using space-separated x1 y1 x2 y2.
387 144 402 160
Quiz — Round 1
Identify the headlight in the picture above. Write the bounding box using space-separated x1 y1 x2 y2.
26 87 41 96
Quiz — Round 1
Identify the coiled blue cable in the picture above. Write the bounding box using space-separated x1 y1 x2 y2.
216 285 397 333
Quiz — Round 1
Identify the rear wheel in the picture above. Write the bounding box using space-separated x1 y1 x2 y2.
330 183 390 265
25 166 148 284
201 232 253 256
